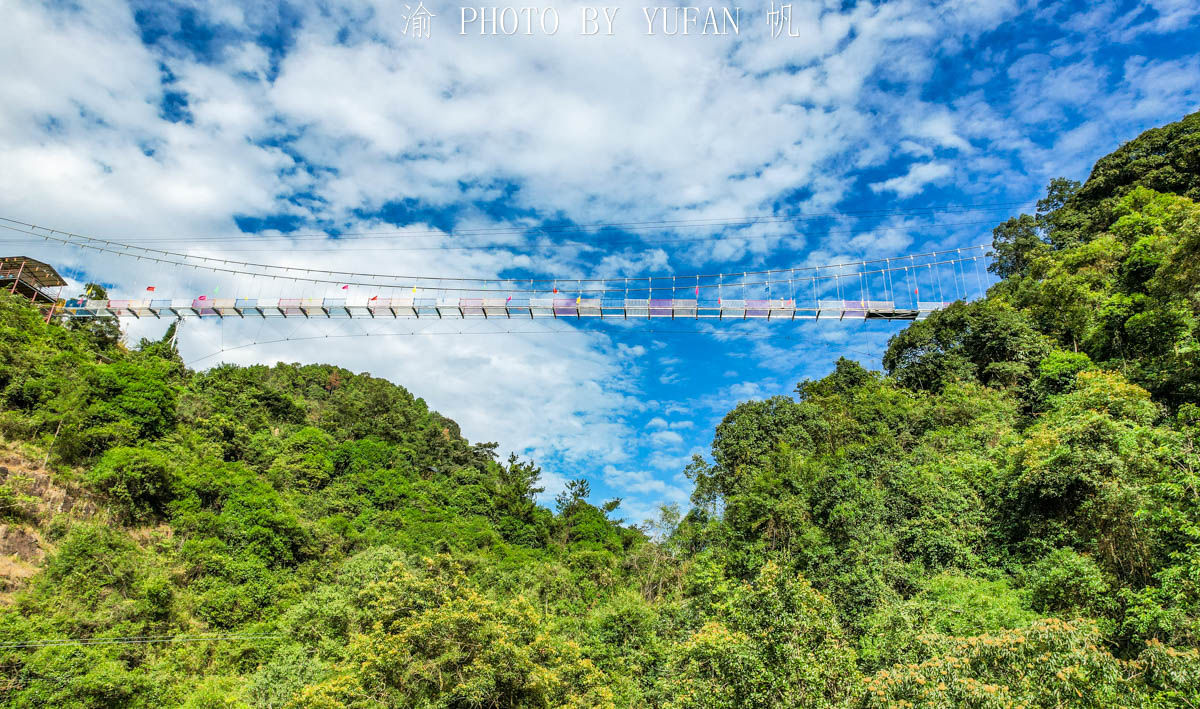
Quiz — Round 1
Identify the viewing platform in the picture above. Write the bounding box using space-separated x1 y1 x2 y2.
0 256 67 304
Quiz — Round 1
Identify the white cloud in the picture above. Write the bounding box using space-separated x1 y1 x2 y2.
870 162 954 198
3 0 1199 519
601 464 691 525
649 430 684 447
647 450 695 471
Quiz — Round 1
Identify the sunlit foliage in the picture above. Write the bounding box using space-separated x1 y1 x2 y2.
0 110 1199 706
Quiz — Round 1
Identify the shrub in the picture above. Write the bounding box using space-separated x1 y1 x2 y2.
268 427 335 490
1025 549 1115 618
87 446 177 523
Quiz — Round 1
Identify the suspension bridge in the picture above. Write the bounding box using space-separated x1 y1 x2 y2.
0 216 995 325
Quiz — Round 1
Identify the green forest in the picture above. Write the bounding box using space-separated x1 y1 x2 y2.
1 112 1199 707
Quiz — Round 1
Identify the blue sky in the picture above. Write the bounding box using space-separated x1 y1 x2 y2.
2 0 1199 525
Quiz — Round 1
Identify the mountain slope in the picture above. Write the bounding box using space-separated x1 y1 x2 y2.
1 112 1200 707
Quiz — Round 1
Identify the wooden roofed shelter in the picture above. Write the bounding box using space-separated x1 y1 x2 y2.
0 256 68 304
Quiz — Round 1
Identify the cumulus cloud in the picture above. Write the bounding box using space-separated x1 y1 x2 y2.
2 0 1198 519
649 430 685 447
870 162 954 198
601 464 691 525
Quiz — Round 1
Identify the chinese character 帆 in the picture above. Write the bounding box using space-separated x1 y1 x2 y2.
766 1 801 38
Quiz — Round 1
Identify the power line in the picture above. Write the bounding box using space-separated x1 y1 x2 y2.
0 219 992 290
17 218 1003 254
47 249 986 297
0 634 280 650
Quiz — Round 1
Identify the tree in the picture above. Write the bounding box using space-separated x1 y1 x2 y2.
883 299 1052 395
495 453 545 516
555 478 590 515
268 427 336 490
296 557 616 708
662 561 859 708
990 213 1047 279
87 446 178 523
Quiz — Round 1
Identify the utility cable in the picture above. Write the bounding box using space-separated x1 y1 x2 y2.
0 219 991 291
0 634 280 650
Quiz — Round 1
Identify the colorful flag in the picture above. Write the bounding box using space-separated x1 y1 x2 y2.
198 295 207 301
145 286 156 292
695 285 699 296
576 295 580 304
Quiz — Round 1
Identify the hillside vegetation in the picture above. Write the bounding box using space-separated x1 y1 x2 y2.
0 112 1199 707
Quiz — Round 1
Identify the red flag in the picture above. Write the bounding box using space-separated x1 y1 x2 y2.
341 285 349 290
369 295 378 301
552 287 558 294
198 295 207 300
695 285 699 296
145 286 156 292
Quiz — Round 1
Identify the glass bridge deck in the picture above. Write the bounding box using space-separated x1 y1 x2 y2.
56 297 951 321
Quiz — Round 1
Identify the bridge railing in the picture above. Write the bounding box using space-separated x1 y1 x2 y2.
53 294 949 321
